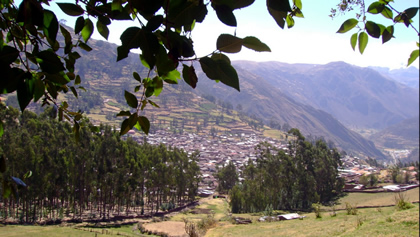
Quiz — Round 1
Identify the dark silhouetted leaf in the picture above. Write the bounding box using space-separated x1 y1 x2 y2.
146 15 163 32
243 37 271 52
138 116 150 134
382 25 393 44
365 21 381 38
124 90 138 108
37 51 65 74
404 7 419 19
214 4 237 27
57 3 84 16
182 64 198 88
97 20 109 40
267 0 292 12
268 7 287 29
0 46 19 64
199 57 240 91
0 155 6 173
217 34 243 53
75 16 84 34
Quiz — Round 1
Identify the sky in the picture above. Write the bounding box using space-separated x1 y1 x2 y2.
42 1 420 69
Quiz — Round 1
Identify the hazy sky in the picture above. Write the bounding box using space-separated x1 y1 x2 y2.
44 1 420 69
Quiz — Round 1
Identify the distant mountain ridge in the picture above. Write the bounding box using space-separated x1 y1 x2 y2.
370 66 420 89
231 61 419 130
193 64 386 159
369 115 420 150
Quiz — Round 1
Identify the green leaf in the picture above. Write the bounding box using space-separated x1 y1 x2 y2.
407 49 419 66
148 100 160 108
294 0 302 10
381 6 393 19
43 10 59 42
214 4 237 27
57 3 84 16
23 171 32 179
217 34 243 53
350 33 357 51
75 16 84 34
33 77 44 102
337 18 358 33
111 0 123 12
152 76 163 96
138 116 150 135
382 25 393 44
367 2 385 14
286 14 294 28
358 32 368 54
70 86 78 98
82 19 94 42
243 37 271 52
124 90 138 108
404 7 419 19
365 21 381 38
182 64 198 89
162 70 180 85
96 20 109 40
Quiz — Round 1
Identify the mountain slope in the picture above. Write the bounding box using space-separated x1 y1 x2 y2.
232 61 419 130
369 116 420 150
193 65 386 159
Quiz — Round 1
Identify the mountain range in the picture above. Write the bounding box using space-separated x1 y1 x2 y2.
9 30 419 161
230 61 419 130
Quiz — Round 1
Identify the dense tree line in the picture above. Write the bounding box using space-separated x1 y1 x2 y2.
0 104 200 222
226 129 344 213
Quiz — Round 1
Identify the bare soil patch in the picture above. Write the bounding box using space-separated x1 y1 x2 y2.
143 221 187 237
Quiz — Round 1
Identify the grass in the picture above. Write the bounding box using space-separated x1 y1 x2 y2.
336 188 419 209
206 204 419 237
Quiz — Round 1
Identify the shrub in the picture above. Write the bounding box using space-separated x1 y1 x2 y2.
312 203 322 219
394 192 413 210
345 202 358 215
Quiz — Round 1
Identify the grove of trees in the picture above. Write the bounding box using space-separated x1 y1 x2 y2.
0 104 201 222
225 129 344 213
